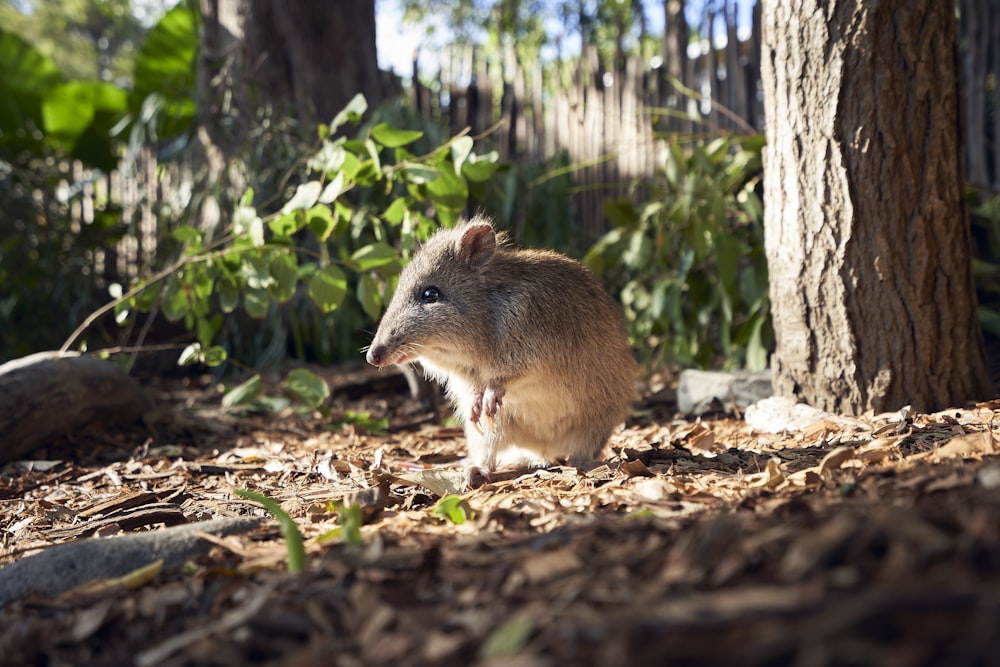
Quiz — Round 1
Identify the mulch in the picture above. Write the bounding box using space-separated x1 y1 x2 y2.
2 368 999 666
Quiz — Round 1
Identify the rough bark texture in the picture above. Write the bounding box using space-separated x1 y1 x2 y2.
0 352 150 464
200 0 384 128
761 0 994 414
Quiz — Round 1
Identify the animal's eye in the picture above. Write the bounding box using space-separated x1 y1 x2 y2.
419 286 441 303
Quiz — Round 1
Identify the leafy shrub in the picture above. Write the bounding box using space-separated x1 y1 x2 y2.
585 135 770 370
67 94 500 402
970 191 1000 338
0 4 200 362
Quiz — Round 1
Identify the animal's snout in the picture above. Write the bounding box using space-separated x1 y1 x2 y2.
366 344 390 367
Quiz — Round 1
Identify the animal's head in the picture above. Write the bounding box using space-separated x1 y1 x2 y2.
365 217 499 367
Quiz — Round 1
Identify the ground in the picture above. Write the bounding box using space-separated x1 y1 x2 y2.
2 366 1000 666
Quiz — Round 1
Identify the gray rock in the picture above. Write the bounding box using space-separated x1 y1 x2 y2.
677 369 773 415
0 517 261 605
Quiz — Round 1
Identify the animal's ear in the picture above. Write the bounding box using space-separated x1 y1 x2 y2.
457 222 496 269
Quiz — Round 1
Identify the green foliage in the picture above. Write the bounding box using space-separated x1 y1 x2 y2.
234 488 306 573
0 30 64 147
332 501 364 545
433 495 473 524
0 0 148 83
969 191 1000 338
0 5 200 361
335 410 389 434
65 94 500 403
586 135 771 370
283 368 331 409
130 1 198 140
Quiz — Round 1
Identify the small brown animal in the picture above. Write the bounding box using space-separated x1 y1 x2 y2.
365 216 635 481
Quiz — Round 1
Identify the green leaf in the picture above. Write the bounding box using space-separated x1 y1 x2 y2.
218 278 240 314
234 489 305 573
400 164 439 185
269 212 303 238
350 243 398 271
308 265 347 313
357 273 382 320
307 205 337 241
480 617 534 659
282 181 322 214
131 3 198 138
178 343 201 366
462 152 501 182
244 287 270 318
383 198 408 225
172 225 202 243
371 122 423 148
241 255 272 290
426 165 469 211
337 410 389 433
268 253 298 303
450 135 474 173
201 345 228 367
223 374 263 408
283 368 330 409
334 501 364 545
0 30 64 147
42 81 127 167
433 495 472 524
663 142 684 188
161 276 188 322
328 93 367 134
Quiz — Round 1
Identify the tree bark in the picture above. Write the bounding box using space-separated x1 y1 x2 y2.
761 0 994 414
200 0 384 129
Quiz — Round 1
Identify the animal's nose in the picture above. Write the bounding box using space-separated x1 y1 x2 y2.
366 345 388 366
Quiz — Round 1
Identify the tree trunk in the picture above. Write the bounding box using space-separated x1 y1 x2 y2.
661 0 688 133
196 0 386 231
761 0 994 414
201 0 384 128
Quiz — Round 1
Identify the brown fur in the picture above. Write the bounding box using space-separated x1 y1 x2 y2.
366 216 636 476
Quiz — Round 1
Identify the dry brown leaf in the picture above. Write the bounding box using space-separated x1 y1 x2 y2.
620 459 654 477
632 477 679 500
817 446 856 477
394 468 467 497
748 458 785 490
787 469 822 487
802 419 842 441
689 428 717 453
934 430 996 460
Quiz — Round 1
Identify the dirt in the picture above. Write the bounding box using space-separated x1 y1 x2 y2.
2 367 1000 667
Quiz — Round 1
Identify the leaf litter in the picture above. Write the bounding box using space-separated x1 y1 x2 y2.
1 369 1000 665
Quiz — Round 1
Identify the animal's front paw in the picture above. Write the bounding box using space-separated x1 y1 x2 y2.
482 385 504 421
465 464 493 489
470 384 505 430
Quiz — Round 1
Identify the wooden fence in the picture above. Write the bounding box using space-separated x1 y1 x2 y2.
411 27 764 240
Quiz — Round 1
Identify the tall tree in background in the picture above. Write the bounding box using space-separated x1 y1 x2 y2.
195 0 385 228
199 0 383 155
761 0 994 414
